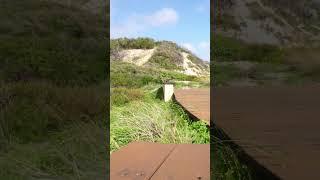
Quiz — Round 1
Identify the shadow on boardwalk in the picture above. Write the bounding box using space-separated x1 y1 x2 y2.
211 124 281 180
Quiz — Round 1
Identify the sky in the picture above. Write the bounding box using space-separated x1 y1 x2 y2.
110 0 210 61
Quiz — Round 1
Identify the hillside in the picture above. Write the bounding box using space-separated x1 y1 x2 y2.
216 0 320 46
213 0 320 87
0 0 108 179
110 38 210 76
0 0 106 85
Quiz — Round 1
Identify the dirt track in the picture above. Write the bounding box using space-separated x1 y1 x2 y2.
213 85 320 180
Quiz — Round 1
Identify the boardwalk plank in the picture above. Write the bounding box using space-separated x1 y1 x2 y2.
213 86 320 180
110 142 176 180
110 142 210 179
174 88 210 125
151 144 210 180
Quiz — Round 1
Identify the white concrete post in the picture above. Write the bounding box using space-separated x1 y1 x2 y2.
163 83 174 102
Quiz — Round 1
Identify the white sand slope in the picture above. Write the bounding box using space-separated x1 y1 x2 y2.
181 52 204 76
118 48 209 77
120 48 155 66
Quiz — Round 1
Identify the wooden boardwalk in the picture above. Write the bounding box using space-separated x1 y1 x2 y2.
110 142 210 180
174 88 210 125
213 86 320 180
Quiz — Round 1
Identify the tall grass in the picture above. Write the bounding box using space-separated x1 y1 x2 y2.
0 81 108 179
211 136 252 180
0 121 107 180
110 89 209 152
0 0 108 179
110 62 210 152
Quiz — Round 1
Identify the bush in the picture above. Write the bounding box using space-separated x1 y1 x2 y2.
110 37 156 50
148 41 184 70
110 61 200 88
148 54 181 70
0 0 106 86
0 121 107 179
0 82 107 143
111 88 144 106
110 101 209 152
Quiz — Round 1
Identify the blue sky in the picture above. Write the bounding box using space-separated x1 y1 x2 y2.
111 0 210 61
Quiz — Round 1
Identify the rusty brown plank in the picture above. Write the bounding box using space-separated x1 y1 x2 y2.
110 142 176 180
151 144 210 180
214 86 320 180
174 88 210 125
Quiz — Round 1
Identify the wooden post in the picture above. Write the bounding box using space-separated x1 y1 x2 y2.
163 82 174 102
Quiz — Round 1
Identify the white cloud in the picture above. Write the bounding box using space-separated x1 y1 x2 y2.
111 8 179 38
145 8 179 27
182 43 197 53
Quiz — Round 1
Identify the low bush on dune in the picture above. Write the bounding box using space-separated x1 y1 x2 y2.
111 88 144 106
110 61 200 88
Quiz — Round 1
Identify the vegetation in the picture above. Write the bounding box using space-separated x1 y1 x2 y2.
211 137 252 180
110 38 209 73
212 1 320 178
213 35 284 63
261 0 320 26
110 37 156 50
111 61 200 88
147 41 206 70
211 19 320 179
110 91 210 152
212 34 320 86
0 0 107 179
109 43 210 155
0 82 107 179
110 61 210 152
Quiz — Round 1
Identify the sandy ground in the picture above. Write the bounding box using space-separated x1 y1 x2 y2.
181 52 204 76
120 48 156 66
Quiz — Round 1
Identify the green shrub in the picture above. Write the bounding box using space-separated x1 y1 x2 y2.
0 0 106 86
110 61 201 88
110 37 156 49
148 41 184 70
0 121 107 179
149 54 178 70
211 141 252 180
110 100 209 152
0 82 107 143
111 88 144 106
0 0 108 179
